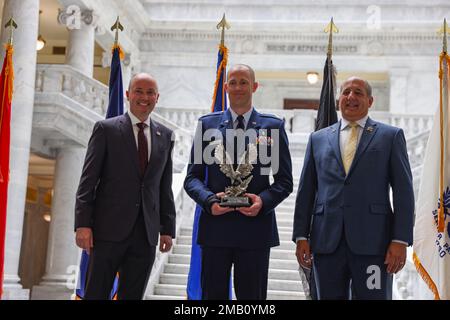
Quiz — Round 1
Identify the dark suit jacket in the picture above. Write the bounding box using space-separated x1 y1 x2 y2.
184 108 293 249
75 113 176 245
292 117 415 256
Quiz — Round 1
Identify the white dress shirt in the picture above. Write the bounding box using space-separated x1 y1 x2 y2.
229 107 253 130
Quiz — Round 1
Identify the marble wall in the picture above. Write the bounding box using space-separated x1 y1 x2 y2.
137 0 447 114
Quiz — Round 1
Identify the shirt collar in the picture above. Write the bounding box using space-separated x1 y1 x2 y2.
128 111 151 127
229 107 253 127
341 115 369 131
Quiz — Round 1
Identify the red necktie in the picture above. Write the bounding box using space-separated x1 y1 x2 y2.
137 122 148 175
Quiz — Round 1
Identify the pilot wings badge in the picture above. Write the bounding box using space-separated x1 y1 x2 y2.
214 143 257 207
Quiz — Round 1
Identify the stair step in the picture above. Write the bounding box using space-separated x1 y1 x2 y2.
153 284 189 296
164 263 189 274
177 226 294 236
163 263 302 280
150 169 304 301
161 266 301 280
152 284 306 300
180 224 293 236
269 259 298 270
174 245 296 260
158 274 303 292
168 254 298 269
175 238 295 251
267 290 307 300
146 294 185 300
174 234 294 250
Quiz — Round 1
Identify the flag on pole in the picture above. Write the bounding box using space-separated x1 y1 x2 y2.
298 19 339 301
413 43 450 300
0 42 14 299
316 18 338 131
299 54 338 301
315 55 338 131
186 43 228 300
75 43 124 300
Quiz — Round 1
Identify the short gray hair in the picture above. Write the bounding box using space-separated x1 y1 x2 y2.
340 76 372 97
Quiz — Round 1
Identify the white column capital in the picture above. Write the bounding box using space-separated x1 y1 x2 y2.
57 7 98 30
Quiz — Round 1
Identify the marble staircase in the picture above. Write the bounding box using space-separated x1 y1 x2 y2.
145 125 428 300
146 177 307 300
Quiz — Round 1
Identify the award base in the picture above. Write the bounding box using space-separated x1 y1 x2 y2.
219 196 252 208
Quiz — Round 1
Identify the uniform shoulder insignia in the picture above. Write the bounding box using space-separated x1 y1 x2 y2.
199 110 224 120
260 113 283 121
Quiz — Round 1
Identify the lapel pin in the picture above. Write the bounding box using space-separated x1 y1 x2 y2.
366 126 374 133
156 131 161 136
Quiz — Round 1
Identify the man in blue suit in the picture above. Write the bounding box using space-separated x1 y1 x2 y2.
292 77 414 300
184 64 293 299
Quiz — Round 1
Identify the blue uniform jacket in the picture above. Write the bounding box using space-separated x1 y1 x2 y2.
184 108 293 249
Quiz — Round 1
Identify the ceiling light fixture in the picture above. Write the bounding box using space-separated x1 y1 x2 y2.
36 10 46 51
306 71 319 85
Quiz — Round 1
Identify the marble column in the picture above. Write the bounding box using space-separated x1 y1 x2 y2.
0 0 39 300
59 8 96 77
122 53 133 93
31 145 85 300
389 67 409 114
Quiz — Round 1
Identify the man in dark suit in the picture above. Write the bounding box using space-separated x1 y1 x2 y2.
75 73 176 300
293 76 415 299
184 64 293 300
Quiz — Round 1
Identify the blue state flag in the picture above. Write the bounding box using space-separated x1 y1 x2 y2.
186 44 231 300
75 45 124 300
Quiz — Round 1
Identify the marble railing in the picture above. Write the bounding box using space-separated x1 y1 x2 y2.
393 259 420 300
35 64 109 116
145 169 195 297
407 130 430 199
35 64 192 171
155 107 434 138
407 131 430 169
156 107 207 132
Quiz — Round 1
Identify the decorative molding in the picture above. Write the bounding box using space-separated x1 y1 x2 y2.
57 8 98 29
142 30 441 43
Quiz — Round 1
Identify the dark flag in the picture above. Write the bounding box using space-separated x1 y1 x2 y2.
300 19 339 300
315 56 337 131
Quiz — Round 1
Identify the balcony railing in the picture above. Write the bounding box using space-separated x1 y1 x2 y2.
155 106 433 138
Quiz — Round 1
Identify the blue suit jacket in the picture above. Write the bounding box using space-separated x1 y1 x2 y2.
184 108 293 249
292 117 415 256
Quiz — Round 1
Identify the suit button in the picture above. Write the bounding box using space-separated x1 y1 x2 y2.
136 203 140 207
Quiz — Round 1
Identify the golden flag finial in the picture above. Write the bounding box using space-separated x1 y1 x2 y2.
216 13 230 47
4 17 17 45
438 18 449 53
324 17 338 58
111 16 124 46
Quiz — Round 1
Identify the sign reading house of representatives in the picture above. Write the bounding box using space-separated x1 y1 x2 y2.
265 43 358 54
